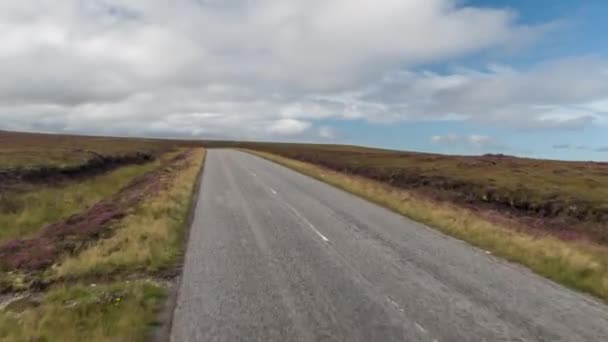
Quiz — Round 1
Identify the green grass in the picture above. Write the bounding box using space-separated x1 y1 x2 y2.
0 131 203 340
0 130 190 243
0 140 204 341
52 149 205 279
0 148 205 341
0 160 160 243
0 280 166 342
247 150 608 301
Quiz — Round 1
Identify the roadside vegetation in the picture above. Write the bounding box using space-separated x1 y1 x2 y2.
54 149 205 279
239 143 608 243
0 161 160 243
0 130 182 243
0 131 205 341
0 280 165 342
246 149 608 301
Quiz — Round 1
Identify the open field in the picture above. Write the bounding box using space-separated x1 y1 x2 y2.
0 130 188 200
0 131 205 340
0 130 182 244
0 130 174 170
235 142 608 244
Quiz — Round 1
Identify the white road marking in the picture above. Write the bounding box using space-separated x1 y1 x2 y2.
386 296 404 312
282 201 329 242
415 322 427 333
315 230 330 242
385 297 433 338
250 172 329 243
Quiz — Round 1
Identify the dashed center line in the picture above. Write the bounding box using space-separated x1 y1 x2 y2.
386 296 404 313
282 200 330 242
257 170 433 339
251 172 329 243
314 230 330 242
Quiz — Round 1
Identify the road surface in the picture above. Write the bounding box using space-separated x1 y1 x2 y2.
171 149 608 341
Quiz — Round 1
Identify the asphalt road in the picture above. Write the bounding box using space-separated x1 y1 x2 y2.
170 149 608 341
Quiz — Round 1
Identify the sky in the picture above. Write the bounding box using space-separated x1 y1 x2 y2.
0 0 607 160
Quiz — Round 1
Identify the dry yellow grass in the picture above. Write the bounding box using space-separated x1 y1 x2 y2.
246 149 608 301
52 148 205 279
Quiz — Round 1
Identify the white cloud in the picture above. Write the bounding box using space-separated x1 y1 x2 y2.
431 134 497 149
431 134 458 144
319 126 336 139
468 135 492 146
267 118 311 136
1 0 603 140
351 58 608 128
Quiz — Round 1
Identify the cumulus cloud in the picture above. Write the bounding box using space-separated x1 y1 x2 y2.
267 118 310 136
0 0 604 139
353 58 608 128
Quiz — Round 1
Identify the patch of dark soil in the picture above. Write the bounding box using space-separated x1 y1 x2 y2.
372 171 608 243
0 151 154 193
0 151 192 273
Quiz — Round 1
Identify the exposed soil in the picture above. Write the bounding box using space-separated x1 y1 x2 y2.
0 151 193 274
0 151 154 194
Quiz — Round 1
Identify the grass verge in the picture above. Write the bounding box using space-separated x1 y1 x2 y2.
246 149 608 301
0 148 205 340
0 280 166 342
52 149 205 279
0 160 160 243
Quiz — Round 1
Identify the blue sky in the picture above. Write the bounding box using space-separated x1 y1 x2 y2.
463 0 608 68
322 0 608 160
328 119 607 160
0 1 607 160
